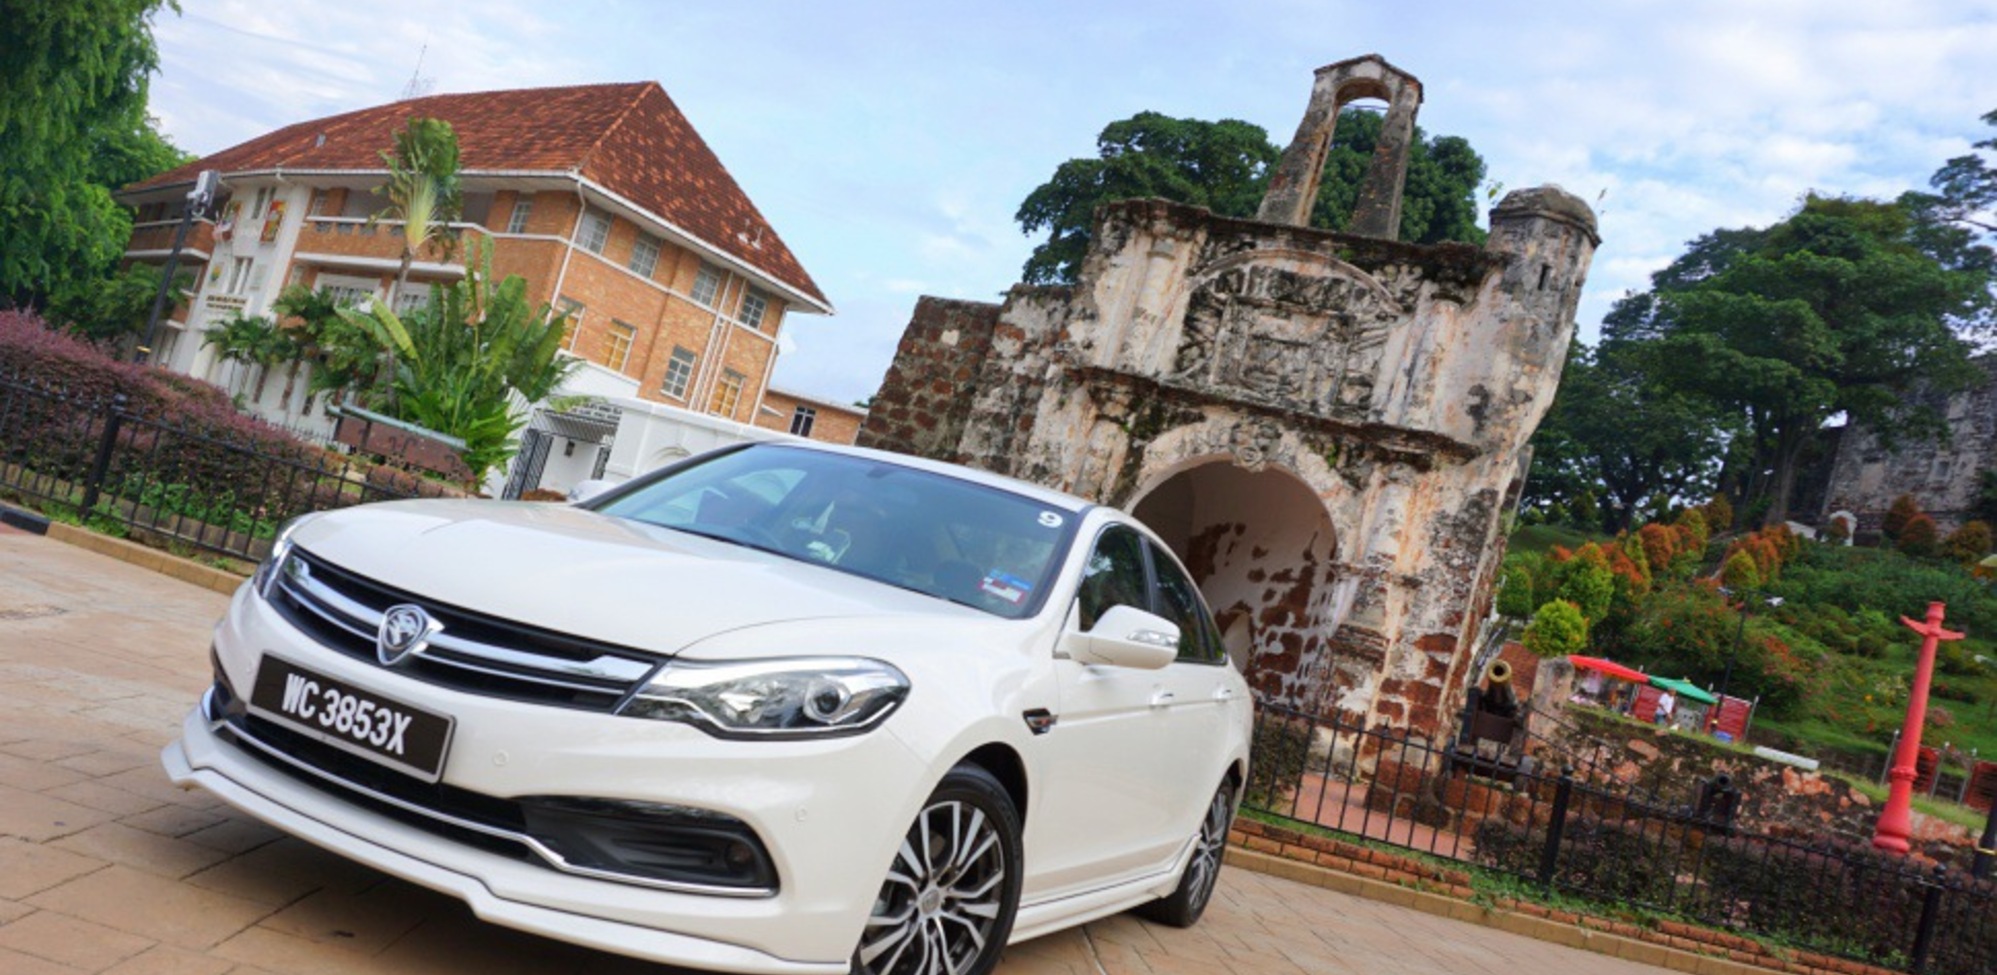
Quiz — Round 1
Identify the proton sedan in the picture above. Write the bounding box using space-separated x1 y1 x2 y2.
163 441 1251 975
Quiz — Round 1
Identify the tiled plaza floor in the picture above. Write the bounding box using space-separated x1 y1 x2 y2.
0 530 1672 974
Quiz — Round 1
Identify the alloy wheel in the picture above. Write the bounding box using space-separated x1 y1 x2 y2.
856 797 1009 975
1185 785 1231 911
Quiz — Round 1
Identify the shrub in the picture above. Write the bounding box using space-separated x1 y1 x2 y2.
1636 522 1678 574
1944 520 1993 563
1523 600 1588 658
1245 712 1313 808
1555 543 1615 624
1703 494 1734 533
1897 513 1940 558
1883 493 1922 542
1722 550 1762 590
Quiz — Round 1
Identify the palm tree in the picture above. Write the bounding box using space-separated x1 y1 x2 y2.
367 117 463 407
202 311 277 399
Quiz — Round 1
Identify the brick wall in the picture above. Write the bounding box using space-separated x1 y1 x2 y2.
755 390 867 444
855 296 1002 460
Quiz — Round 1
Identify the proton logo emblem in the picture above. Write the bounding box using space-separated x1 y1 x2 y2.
377 604 441 666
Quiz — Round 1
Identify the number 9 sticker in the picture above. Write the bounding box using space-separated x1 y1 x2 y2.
1038 511 1064 528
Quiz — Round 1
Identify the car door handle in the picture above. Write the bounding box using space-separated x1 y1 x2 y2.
1150 691 1176 709
1213 687 1235 702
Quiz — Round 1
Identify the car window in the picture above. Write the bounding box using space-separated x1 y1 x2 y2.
595 445 1074 619
1075 526 1150 632
1149 542 1226 664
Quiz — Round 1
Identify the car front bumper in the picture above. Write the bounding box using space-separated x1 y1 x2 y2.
162 582 933 973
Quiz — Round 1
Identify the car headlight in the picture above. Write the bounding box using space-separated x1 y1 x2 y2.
620 657 909 738
252 516 307 598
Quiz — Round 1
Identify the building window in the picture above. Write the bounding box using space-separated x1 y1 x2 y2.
709 369 745 418
323 283 373 307
506 197 534 233
579 209 611 254
789 406 817 437
557 297 585 350
604 320 636 372
307 190 330 216
394 286 430 315
250 187 274 220
224 258 255 295
629 234 661 278
661 346 697 399
691 262 723 306
738 288 769 330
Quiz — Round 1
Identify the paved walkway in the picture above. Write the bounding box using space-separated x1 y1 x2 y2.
0 530 1673 974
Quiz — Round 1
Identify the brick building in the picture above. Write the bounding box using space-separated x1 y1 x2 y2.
116 82 832 439
753 387 867 445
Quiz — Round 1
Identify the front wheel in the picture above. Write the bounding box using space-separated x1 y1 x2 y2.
1136 778 1234 927
853 764 1022 975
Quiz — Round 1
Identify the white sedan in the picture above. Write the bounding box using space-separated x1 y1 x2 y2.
163 441 1252 975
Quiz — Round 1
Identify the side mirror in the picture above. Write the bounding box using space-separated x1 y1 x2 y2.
1063 605 1178 670
568 479 616 504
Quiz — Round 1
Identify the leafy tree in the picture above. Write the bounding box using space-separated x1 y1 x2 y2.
338 248 579 484
1721 550 1762 591
271 283 379 408
1 0 187 308
1555 544 1615 624
1897 513 1940 558
1900 108 1997 332
1883 493 1922 542
1943 520 1993 563
201 310 296 402
370 117 463 407
1623 197 1987 526
44 261 188 346
1522 599 1587 659
1523 338 1726 532
1014 109 1487 284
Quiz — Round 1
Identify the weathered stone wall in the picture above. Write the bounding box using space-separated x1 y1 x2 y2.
1821 355 1997 534
859 56 1596 741
854 296 1002 460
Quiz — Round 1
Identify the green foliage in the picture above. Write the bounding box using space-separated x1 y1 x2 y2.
271 283 379 404
1554 548 1614 624
1 0 187 306
1522 599 1587 658
1496 561 1539 620
1244 713 1313 808
1721 550 1762 590
1896 513 1940 558
1944 520 1993 562
1883 493 1922 541
373 116 464 276
44 261 188 345
337 248 580 485
1014 109 1487 284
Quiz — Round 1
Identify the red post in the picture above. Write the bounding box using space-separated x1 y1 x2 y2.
1874 601 1966 854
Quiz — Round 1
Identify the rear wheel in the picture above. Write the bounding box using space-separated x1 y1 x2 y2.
1137 779 1234 927
853 764 1022 975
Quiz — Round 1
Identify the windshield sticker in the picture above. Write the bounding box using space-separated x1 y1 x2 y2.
1038 511 1064 528
980 571 1032 605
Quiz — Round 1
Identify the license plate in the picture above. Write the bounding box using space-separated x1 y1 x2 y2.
248 656 454 782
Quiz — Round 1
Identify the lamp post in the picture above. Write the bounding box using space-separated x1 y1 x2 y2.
1712 588 1781 733
1873 601 1964 854
136 170 217 366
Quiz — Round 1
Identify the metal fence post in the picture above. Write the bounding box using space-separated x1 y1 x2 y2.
1538 766 1575 890
1910 865 1946 974
79 394 128 514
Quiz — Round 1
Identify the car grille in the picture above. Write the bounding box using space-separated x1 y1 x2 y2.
268 549 659 711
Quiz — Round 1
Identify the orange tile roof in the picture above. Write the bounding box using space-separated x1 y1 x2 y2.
127 82 827 308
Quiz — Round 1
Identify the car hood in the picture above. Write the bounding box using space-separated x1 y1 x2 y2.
288 499 986 654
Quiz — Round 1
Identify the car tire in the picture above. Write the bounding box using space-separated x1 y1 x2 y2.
853 763 1023 975
1136 778 1234 928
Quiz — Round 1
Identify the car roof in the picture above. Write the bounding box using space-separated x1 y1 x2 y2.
751 440 1096 514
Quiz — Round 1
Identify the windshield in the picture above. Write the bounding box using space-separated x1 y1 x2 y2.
594 445 1077 619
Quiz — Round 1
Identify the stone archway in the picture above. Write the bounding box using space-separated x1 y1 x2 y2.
1131 460 1340 707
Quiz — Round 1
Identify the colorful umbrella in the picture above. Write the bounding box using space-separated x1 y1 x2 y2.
1648 675 1718 705
1567 655 1648 682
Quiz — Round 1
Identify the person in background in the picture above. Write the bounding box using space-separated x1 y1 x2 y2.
1655 689 1677 727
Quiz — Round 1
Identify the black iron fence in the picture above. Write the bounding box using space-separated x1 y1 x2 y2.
0 376 463 562
1245 701 1997 974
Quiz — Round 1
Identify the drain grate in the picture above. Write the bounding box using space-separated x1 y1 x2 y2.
0 605 65 622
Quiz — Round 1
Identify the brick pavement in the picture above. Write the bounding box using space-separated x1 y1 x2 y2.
0 530 1677 974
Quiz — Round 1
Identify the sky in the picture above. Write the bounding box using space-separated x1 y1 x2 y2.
146 0 1997 405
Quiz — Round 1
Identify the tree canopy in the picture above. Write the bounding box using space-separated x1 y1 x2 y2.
1014 109 1488 284
1 0 187 308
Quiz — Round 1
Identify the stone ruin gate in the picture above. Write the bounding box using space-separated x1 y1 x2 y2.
859 55 1598 740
